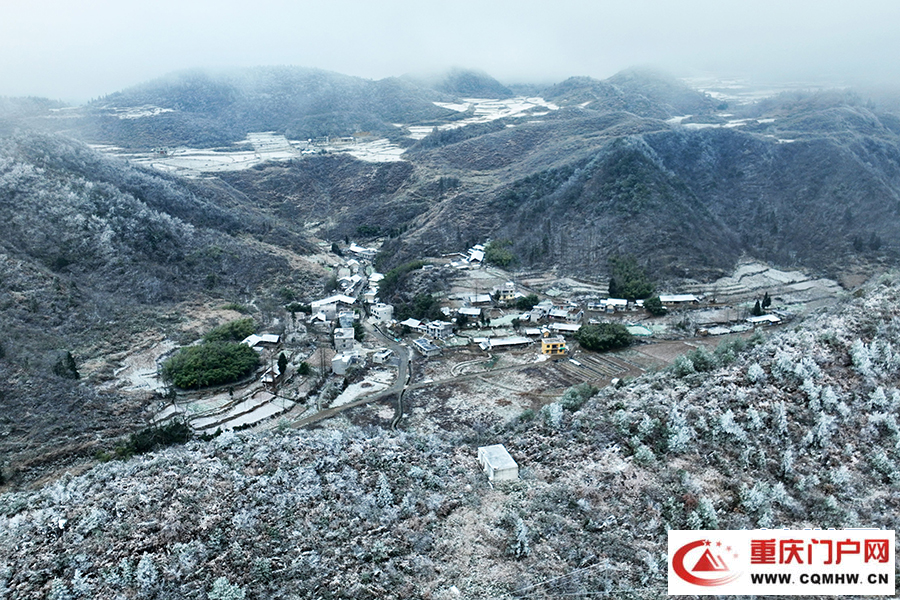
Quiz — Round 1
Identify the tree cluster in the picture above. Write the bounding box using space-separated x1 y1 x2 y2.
161 341 260 389
574 322 633 352
607 255 654 300
484 239 515 267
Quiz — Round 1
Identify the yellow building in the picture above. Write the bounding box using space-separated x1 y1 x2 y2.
540 331 567 355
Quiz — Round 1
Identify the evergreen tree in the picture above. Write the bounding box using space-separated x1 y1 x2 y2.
277 352 288 375
751 299 764 317
644 296 666 316
53 350 80 379
762 292 771 310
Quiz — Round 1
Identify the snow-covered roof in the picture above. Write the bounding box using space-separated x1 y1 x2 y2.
549 323 582 333
747 314 781 324
659 294 699 303
478 444 518 471
399 318 422 328
312 294 356 306
241 334 262 347
486 336 532 348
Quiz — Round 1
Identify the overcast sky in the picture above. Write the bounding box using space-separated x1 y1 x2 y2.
2 0 899 103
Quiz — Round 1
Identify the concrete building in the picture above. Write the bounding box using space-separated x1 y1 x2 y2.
331 352 359 375
477 444 518 481
548 322 582 334
371 303 394 323
338 311 355 328
540 330 567 356
659 294 700 305
334 327 356 353
372 348 394 364
426 320 454 340
494 281 516 302
411 338 441 357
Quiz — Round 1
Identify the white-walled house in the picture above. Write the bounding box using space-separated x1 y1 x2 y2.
371 303 394 323
477 444 519 481
334 327 356 353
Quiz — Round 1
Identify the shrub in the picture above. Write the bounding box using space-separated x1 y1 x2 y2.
161 342 260 389
115 421 192 459
559 383 598 411
575 322 633 352
203 318 256 343
208 577 246 600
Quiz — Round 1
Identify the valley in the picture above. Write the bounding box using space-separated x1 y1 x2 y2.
0 65 899 599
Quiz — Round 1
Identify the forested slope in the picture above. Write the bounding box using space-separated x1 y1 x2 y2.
2 272 898 598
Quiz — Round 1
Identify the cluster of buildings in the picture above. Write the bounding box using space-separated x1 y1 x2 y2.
304 238 787 375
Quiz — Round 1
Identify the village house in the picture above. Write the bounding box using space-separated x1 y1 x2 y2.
338 311 355 328
457 306 481 319
479 336 532 351
659 294 700 305
348 243 377 261
311 294 356 321
747 314 781 326
370 303 394 323
477 444 519 481
464 293 493 306
548 322 582 335
426 320 454 340
372 348 394 364
493 281 516 302
399 318 426 333
528 300 555 322
540 330 567 356
333 327 356 353
411 338 441 357
332 352 360 375
241 333 281 351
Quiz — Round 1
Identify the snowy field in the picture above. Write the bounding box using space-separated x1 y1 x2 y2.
123 132 300 175
408 96 559 139
99 96 560 171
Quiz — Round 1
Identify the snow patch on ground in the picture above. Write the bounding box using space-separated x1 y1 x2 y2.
104 105 176 119
408 96 559 140
330 369 395 408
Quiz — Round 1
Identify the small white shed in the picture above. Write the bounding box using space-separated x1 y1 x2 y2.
477 444 519 482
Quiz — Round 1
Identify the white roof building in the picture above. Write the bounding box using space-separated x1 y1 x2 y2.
411 338 441 357
549 322 582 334
659 294 700 304
427 320 454 340
747 314 781 325
334 327 356 353
371 303 393 323
477 444 518 482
